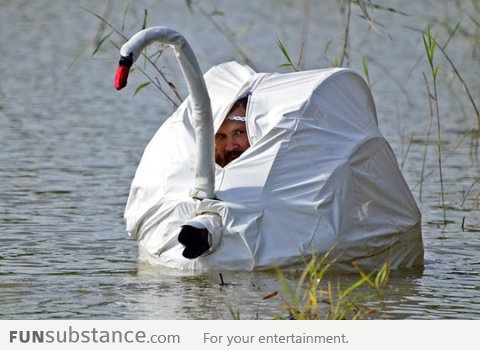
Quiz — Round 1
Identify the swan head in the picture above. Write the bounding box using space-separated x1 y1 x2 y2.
114 27 181 91
114 53 134 90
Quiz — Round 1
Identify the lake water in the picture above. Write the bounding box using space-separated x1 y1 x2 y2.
1 0 479 319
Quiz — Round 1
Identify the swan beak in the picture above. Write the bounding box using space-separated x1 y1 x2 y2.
114 65 130 90
114 54 133 90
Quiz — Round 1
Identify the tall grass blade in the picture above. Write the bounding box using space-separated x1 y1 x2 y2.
340 273 370 298
423 26 447 226
227 304 240 320
339 0 352 67
276 39 299 71
419 73 433 201
443 21 461 49
91 31 113 57
361 56 371 87
68 41 90 69
374 262 390 290
82 7 129 41
133 82 151 96
142 9 148 30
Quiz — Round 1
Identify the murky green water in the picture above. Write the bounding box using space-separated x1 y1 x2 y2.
1 0 479 319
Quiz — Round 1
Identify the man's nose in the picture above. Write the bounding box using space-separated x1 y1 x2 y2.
225 138 240 151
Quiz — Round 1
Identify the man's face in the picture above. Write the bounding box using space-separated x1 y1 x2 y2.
215 104 250 167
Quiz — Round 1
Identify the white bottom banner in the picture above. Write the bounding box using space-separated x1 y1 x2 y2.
1 320 477 349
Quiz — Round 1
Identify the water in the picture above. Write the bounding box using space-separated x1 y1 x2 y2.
1 0 479 320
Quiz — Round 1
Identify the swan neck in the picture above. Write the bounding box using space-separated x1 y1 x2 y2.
121 27 215 199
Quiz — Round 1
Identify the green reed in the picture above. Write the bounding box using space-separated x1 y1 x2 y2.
272 252 390 320
277 39 299 72
423 25 447 227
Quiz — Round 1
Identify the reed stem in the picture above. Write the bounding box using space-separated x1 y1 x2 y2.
339 0 352 67
423 26 447 227
419 74 434 202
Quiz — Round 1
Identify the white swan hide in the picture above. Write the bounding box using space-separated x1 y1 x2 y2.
114 27 424 271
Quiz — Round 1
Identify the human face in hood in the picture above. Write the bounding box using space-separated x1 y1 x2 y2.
215 104 250 167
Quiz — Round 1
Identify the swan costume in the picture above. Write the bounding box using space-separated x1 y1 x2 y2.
115 27 424 270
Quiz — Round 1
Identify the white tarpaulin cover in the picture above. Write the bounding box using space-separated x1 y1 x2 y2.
125 61 424 271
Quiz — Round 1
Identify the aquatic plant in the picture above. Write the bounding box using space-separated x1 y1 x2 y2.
420 2 480 129
227 304 241 320
271 253 390 320
361 56 372 88
422 25 446 227
417 2 480 215
277 39 299 72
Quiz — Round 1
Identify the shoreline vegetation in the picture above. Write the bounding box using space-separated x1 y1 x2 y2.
82 0 480 319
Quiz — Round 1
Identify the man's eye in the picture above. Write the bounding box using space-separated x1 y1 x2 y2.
235 130 245 135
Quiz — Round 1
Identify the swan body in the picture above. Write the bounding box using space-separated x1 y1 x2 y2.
115 27 424 271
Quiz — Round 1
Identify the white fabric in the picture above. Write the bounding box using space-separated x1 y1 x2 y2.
125 61 424 271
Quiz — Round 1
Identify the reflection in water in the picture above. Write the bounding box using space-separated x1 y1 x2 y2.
0 0 479 319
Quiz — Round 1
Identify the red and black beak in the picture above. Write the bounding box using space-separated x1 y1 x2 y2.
114 54 133 90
